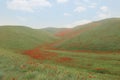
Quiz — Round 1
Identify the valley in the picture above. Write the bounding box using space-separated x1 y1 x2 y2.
0 18 120 80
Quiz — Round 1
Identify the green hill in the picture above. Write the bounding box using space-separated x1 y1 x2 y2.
0 26 57 51
56 18 120 51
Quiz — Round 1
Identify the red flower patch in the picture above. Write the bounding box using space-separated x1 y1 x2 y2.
23 48 58 60
57 57 73 62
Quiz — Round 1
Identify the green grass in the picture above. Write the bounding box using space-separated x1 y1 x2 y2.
56 18 120 51
0 48 120 80
0 48 80 80
0 26 57 51
46 49 120 80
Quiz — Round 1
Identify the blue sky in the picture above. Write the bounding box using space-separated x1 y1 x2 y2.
0 0 120 28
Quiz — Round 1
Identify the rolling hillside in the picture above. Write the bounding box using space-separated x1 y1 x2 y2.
0 26 57 50
55 18 120 51
0 18 120 80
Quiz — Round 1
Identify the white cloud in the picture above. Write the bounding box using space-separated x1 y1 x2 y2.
64 13 71 16
57 0 69 3
97 13 110 19
62 20 91 28
7 0 52 12
96 6 111 19
100 6 108 12
74 6 86 13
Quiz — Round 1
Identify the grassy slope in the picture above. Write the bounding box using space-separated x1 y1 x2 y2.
0 48 81 80
56 18 120 51
47 50 120 80
0 48 120 80
0 26 57 50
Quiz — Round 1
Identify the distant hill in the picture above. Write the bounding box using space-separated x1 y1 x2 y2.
55 28 72 37
42 27 71 35
55 18 120 51
0 26 57 50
